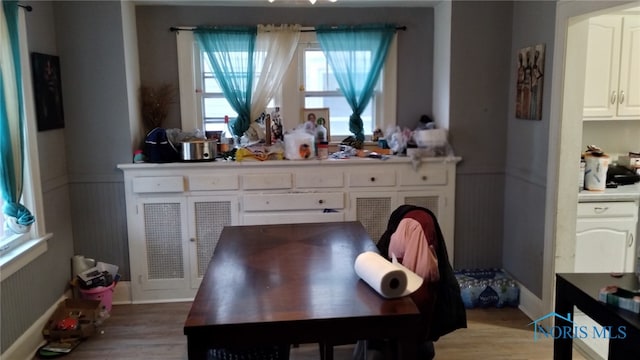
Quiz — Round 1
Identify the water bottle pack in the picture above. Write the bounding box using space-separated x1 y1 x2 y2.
455 268 520 309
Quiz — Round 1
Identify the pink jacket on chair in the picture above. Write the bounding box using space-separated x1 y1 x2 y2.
388 209 440 283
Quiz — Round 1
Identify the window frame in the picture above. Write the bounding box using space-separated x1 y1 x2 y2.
176 28 397 143
0 7 50 282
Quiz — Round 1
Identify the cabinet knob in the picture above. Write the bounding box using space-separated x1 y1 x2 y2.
318 199 324 204
190 238 196 242
422 175 428 181
619 91 625 104
370 177 376 182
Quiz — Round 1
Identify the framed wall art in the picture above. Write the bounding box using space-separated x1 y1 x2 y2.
301 107 330 141
32 52 65 131
515 44 545 120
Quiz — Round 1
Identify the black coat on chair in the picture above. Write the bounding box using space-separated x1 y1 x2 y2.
377 204 467 342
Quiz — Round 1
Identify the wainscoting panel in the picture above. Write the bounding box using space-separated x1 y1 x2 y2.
1 186 75 354
69 181 130 280
502 174 546 298
454 173 505 269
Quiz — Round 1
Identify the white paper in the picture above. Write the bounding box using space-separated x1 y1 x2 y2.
354 251 423 299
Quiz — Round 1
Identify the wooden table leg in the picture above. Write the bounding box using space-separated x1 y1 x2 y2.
187 339 208 360
319 342 334 360
554 276 574 360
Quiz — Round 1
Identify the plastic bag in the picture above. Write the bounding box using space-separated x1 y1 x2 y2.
385 125 411 155
284 128 315 160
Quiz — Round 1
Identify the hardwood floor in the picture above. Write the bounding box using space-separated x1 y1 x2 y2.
34 302 586 359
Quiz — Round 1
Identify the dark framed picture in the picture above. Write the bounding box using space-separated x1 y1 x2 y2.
515 44 545 120
31 52 65 131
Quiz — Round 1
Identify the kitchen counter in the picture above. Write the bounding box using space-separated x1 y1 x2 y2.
578 182 640 202
117 154 462 170
118 154 462 302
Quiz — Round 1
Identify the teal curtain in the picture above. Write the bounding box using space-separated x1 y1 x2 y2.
194 27 256 137
0 0 34 226
316 24 395 142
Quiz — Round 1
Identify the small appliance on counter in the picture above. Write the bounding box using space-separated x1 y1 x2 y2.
606 164 640 185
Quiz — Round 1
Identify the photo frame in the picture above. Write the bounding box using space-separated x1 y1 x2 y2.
515 44 545 120
301 107 330 141
31 52 65 131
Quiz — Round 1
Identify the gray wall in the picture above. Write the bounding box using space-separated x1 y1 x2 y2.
2 0 562 353
502 1 556 298
53 1 132 284
136 5 435 129
1 0 75 352
2 1 134 351
449 1 512 269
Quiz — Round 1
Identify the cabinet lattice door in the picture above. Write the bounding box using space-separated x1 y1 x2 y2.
403 195 440 218
193 200 232 278
143 202 185 280
355 196 393 244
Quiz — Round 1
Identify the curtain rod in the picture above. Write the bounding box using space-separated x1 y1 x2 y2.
18 4 33 11
170 25 407 32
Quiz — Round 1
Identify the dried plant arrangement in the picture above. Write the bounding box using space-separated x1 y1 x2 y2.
140 83 177 130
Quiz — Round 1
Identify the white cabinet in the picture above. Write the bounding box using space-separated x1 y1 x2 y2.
187 196 239 289
583 14 640 120
119 157 460 302
575 201 638 272
128 194 239 302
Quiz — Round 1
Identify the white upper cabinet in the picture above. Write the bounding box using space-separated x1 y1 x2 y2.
583 14 640 120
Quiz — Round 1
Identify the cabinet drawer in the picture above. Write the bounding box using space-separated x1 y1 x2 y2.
349 171 396 187
188 175 239 191
132 176 184 193
243 192 344 211
243 211 344 225
399 166 447 186
295 172 344 188
577 202 639 218
242 173 292 190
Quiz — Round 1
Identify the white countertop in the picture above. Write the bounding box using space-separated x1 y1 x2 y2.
578 182 640 202
117 155 463 170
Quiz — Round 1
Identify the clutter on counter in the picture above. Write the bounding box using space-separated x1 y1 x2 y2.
136 111 457 163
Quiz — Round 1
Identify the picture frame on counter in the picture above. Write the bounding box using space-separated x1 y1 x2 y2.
302 107 330 141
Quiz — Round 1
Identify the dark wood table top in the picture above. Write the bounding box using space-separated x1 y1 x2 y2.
556 273 640 329
184 221 422 347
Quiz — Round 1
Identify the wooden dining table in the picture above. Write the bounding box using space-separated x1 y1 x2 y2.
183 221 424 360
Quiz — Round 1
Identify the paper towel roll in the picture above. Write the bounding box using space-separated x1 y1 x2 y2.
584 154 610 191
354 251 409 299
391 258 425 296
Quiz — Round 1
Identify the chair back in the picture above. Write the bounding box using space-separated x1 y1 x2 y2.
378 205 467 341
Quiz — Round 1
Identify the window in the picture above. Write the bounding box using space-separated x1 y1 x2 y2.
177 29 397 141
301 44 375 138
199 50 238 132
0 7 49 282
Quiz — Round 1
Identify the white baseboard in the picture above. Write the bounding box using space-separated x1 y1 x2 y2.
516 282 544 322
0 294 66 360
111 280 131 305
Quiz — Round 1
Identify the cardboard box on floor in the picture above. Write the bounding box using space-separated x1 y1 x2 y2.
42 299 102 340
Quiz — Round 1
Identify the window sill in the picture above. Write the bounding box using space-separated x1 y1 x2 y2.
0 233 52 282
